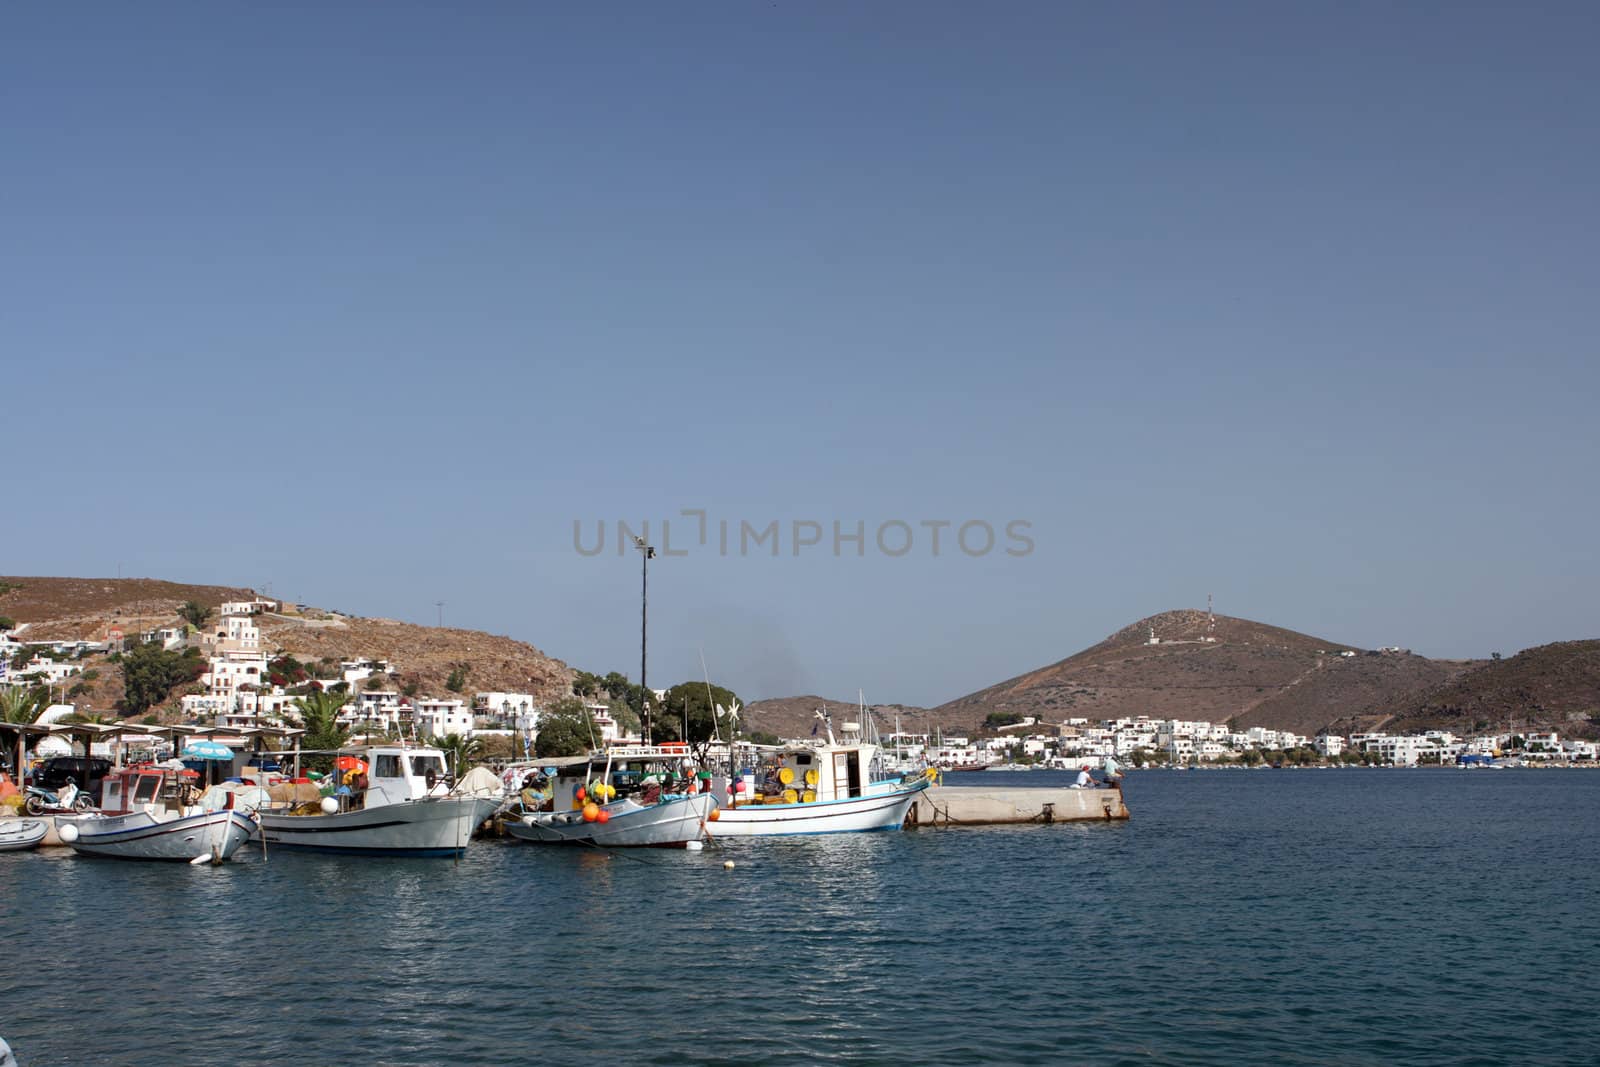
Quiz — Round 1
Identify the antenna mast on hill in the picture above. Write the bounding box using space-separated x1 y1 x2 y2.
1207 594 1216 634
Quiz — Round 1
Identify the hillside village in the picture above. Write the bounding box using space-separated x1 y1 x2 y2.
2 578 1596 768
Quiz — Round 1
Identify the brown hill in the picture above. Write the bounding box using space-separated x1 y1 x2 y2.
742 695 928 741
0 576 256 639
1362 640 1600 738
934 609 1479 737
258 614 572 704
1 576 574 715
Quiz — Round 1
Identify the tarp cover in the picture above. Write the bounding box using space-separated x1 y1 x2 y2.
454 766 505 798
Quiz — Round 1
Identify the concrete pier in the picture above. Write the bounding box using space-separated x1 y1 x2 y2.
907 786 1128 827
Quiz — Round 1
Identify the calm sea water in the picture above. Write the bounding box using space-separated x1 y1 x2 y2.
2 768 1596 1066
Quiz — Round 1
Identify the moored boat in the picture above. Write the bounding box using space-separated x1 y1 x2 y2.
258 744 500 858
0 818 49 852
63 808 256 862
708 734 933 837
504 747 718 848
507 791 715 847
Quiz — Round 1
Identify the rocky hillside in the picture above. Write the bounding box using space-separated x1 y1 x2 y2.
0 576 573 715
258 614 572 704
1360 640 1600 737
0 576 256 640
931 609 1482 737
741 695 928 741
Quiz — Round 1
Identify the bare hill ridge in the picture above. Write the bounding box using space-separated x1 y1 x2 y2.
1365 640 1600 737
932 609 1483 737
0 576 574 712
742 695 928 742
0 576 256 639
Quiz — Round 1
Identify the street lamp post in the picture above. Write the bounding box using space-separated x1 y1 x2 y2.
633 534 656 745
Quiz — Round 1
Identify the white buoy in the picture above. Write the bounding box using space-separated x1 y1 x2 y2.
723 860 736 870
684 840 704 851
320 796 339 814
58 822 80 844
190 853 213 866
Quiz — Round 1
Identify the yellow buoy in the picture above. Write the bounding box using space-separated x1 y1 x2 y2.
776 767 794 785
801 789 816 803
803 769 819 786
781 788 798 804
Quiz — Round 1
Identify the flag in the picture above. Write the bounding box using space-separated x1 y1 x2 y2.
810 721 818 736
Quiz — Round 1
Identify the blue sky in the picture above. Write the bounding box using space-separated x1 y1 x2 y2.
4 3 1596 706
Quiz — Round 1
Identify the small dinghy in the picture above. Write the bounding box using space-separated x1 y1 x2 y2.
0 819 49 852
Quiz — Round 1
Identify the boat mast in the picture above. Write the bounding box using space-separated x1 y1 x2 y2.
633 534 656 745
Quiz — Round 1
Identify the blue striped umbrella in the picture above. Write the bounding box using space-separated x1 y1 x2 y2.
182 740 235 760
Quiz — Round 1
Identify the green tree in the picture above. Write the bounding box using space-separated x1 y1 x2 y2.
0 687 49 724
177 600 213 629
121 644 206 715
572 670 603 697
445 664 469 693
0 614 15 631
291 689 352 774
436 732 485 777
534 697 596 758
653 681 742 749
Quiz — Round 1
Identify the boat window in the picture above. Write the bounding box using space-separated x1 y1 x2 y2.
132 776 161 804
374 754 402 779
408 755 445 779
795 754 812 766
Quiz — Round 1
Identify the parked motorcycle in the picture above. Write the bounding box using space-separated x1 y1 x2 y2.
24 781 93 815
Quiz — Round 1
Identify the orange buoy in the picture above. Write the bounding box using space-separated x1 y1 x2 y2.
575 786 587 802
596 809 611 824
707 809 720 821
582 802 601 822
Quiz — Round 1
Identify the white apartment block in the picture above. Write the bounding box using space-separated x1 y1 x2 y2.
415 697 474 739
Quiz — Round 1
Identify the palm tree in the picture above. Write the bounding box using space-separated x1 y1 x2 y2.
291 689 351 773
0 687 48 725
436 732 484 779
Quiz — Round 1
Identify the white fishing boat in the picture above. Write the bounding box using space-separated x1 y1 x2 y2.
508 791 715 847
258 744 500 858
0 819 49 852
708 718 934 837
63 807 256 862
504 747 719 848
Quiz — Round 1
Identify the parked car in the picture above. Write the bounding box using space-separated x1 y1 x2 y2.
32 756 113 792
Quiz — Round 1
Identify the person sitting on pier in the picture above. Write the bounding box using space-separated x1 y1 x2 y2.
1074 765 1094 789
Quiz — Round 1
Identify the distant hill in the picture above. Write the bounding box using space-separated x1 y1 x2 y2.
1362 640 1600 738
742 694 927 741
933 609 1482 737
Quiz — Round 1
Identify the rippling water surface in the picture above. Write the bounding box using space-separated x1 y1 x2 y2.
3 768 1596 1065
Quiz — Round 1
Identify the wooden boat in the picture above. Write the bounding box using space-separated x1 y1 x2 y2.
64 808 256 862
258 744 500 858
0 819 49 852
504 747 717 848
708 740 932 837
507 791 715 847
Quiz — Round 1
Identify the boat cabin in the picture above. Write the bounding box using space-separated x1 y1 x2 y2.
360 746 451 808
99 766 190 817
743 742 882 805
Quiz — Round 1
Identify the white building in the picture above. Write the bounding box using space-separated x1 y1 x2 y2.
1315 735 1346 758
415 697 474 739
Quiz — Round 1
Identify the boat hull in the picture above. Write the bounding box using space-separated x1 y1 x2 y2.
0 819 49 852
708 779 928 837
259 796 497 857
69 810 257 862
507 793 715 848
